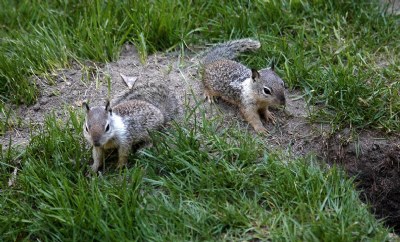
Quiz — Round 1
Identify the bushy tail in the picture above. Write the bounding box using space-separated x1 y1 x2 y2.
202 38 261 65
112 81 182 122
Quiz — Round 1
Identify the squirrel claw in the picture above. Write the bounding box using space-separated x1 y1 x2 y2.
90 164 100 173
85 168 97 177
116 162 127 170
264 110 276 124
254 126 269 135
204 95 216 104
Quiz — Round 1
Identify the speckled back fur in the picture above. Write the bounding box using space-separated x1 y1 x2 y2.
112 99 165 141
203 59 251 104
202 38 261 65
112 80 181 122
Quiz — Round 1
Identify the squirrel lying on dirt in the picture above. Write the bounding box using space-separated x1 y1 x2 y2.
201 38 286 134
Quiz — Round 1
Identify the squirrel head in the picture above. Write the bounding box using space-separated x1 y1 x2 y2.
251 65 286 107
82 100 116 147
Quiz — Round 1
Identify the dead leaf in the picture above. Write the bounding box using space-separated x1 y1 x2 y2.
120 73 138 89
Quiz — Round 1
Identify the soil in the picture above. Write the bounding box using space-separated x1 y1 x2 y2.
1 43 400 234
326 130 400 232
382 0 400 14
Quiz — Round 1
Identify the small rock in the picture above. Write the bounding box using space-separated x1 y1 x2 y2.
342 127 351 137
39 97 48 105
32 104 40 111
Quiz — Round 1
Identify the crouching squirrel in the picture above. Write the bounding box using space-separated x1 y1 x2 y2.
201 38 286 134
83 79 180 172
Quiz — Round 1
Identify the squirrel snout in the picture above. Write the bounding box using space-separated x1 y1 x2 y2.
92 137 102 147
93 141 101 147
278 94 286 106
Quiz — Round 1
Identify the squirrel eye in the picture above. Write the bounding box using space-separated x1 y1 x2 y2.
263 87 272 95
85 124 89 132
105 124 110 132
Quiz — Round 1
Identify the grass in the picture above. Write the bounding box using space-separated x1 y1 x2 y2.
0 101 22 138
0 109 392 241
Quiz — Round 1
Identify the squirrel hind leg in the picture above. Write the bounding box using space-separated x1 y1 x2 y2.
204 95 217 104
203 88 218 104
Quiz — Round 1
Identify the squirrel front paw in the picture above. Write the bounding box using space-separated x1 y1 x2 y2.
85 164 99 177
90 163 100 173
116 163 127 169
264 110 276 124
116 156 128 169
253 126 269 135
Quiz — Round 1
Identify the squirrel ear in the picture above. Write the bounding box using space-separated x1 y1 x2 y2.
105 100 112 114
82 102 90 112
251 69 260 81
270 60 275 71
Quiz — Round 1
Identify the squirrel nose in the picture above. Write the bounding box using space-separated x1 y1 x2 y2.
279 95 286 106
93 141 101 147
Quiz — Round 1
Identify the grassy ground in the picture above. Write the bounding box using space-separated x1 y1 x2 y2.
1 0 399 241
0 110 392 241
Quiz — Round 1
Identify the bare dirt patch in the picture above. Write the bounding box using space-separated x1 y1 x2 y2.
382 0 400 15
1 44 400 233
326 130 400 233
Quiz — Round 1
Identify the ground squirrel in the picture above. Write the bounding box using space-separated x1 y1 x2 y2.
201 38 286 134
83 78 180 173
